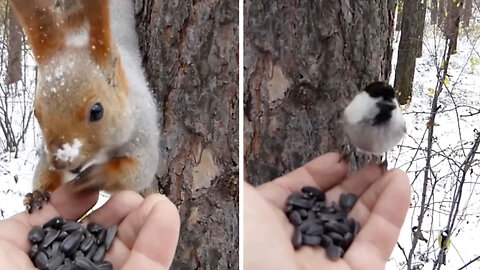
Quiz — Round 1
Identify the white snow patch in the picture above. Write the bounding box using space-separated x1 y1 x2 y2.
55 139 82 163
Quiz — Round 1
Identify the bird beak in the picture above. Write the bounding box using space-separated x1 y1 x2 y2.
377 100 396 112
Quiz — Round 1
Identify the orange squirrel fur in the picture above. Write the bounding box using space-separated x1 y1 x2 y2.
9 0 160 208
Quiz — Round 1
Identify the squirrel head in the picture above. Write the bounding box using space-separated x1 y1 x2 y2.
11 0 133 170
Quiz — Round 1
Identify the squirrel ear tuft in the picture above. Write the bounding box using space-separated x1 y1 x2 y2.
9 0 65 64
82 0 113 67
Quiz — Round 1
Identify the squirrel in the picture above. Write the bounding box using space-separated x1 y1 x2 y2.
9 0 160 212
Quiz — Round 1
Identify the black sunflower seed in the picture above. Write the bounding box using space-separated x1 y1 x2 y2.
60 230 84 255
96 229 106 245
321 234 333 248
74 256 98 270
85 243 98 260
34 251 48 269
28 244 39 259
304 223 324 236
79 235 95 253
57 264 76 270
327 232 343 246
326 245 344 260
105 226 117 250
289 198 314 209
325 220 350 235
61 221 85 233
45 253 64 270
301 186 325 201
87 223 103 234
43 216 65 229
57 231 69 241
292 228 303 250
92 244 106 263
40 229 60 249
302 235 322 246
288 211 303 226
28 226 45 243
339 193 358 212
343 232 353 249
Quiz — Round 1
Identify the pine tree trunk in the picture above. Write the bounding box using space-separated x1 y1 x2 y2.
244 0 396 185
135 0 239 269
394 0 421 105
431 0 438 25
462 0 473 27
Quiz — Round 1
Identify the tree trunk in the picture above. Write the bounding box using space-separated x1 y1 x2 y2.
244 0 396 185
396 0 403 31
6 5 22 85
135 1 239 269
394 0 421 105
438 0 445 27
462 0 472 27
431 0 438 25
444 0 461 54
416 2 427 57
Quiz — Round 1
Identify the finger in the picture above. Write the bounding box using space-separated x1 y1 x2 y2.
120 195 180 269
257 153 348 208
83 191 143 227
0 185 98 252
26 184 99 226
325 164 383 203
345 170 411 266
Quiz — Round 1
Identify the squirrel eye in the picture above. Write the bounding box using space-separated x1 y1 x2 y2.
90 103 103 122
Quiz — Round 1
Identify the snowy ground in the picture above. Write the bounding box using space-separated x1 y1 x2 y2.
386 24 480 270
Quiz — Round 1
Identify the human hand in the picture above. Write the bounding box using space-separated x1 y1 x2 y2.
244 152 410 270
0 185 180 270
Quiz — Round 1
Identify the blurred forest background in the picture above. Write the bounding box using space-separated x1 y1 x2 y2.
0 0 239 269
245 0 480 269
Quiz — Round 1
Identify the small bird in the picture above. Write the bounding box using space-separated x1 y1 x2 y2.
412 226 428 243
438 229 451 265
343 82 406 161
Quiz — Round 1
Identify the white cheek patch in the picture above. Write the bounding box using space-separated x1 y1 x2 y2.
55 139 83 163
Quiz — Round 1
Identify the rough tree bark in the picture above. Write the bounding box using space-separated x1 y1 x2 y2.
244 0 396 185
463 0 473 27
6 5 22 85
431 0 438 25
135 1 239 269
444 0 461 54
438 0 445 27
394 0 422 105
396 0 404 31
416 2 427 57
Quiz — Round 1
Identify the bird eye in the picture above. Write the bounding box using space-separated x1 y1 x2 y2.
89 103 103 122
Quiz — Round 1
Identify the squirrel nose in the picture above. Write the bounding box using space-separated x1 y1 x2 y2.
52 157 68 170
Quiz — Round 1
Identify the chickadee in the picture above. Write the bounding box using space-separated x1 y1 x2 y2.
343 81 406 157
412 226 428 243
437 229 451 265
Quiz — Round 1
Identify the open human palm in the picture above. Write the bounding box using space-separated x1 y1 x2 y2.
244 153 410 270
0 185 180 270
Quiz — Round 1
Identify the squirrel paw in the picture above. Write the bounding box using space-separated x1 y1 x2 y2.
24 190 51 213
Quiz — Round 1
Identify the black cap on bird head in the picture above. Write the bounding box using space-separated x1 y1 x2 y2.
364 81 395 101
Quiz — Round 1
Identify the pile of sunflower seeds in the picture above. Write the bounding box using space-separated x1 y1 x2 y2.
285 186 360 260
27 216 116 270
